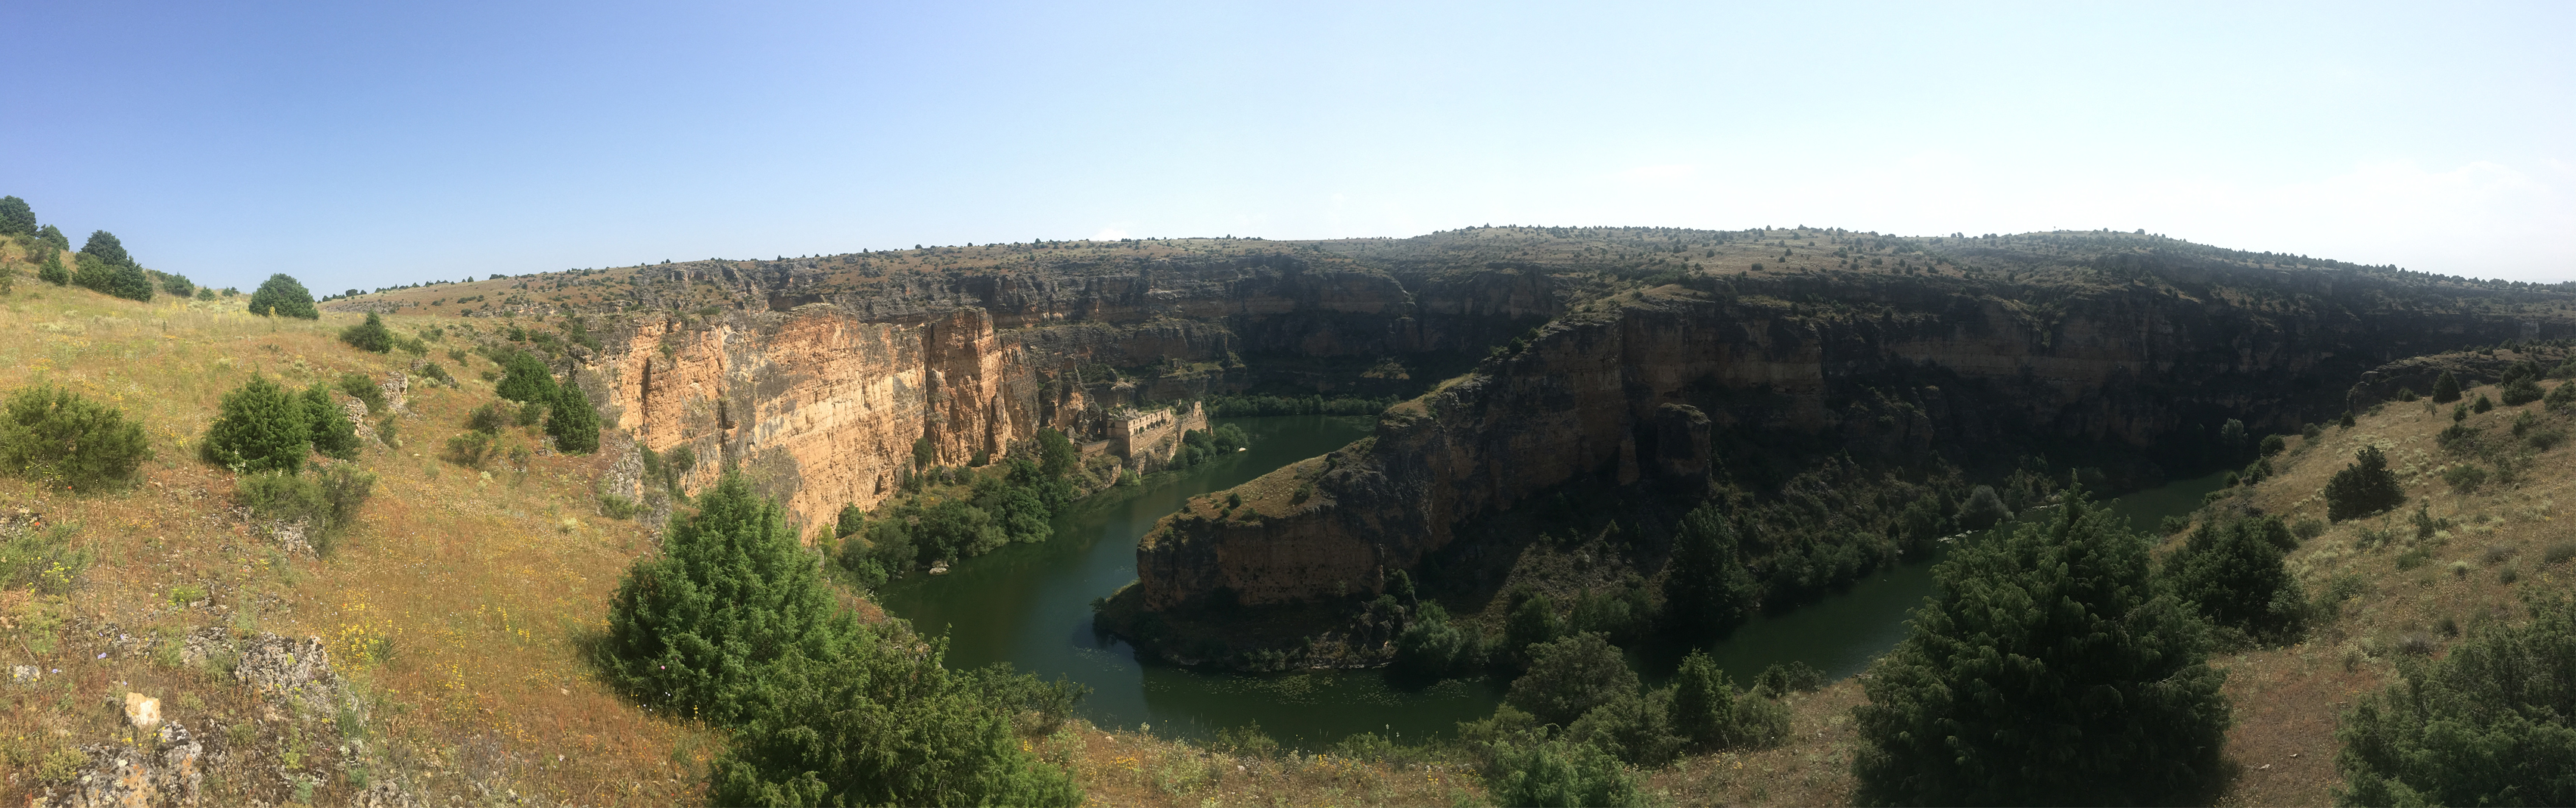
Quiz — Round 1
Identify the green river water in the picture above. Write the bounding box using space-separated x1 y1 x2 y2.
879 415 2229 748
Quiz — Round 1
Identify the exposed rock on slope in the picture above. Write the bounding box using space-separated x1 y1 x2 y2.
1132 263 2576 612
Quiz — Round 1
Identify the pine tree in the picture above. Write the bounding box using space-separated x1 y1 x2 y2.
77 230 131 266
249 274 319 319
2324 446 2405 522
0 196 32 237
1853 496 2229 806
2167 514 2304 642
2432 370 2463 404
544 381 601 454
201 376 312 474
1662 502 1758 642
35 250 67 285
602 474 854 724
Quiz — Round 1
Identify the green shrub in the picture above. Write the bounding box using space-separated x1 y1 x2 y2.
1753 660 1827 694
248 274 319 319
0 384 151 493
2325 446 2406 522
2547 380 2576 409
1669 651 1787 751
544 382 600 454
70 253 151 301
336 373 387 415
835 504 865 538
2444 463 2490 494
2293 517 2327 542
442 431 494 468
338 312 394 353
1661 502 1758 642
1853 496 2229 806
2503 377 2545 406
2544 541 2576 566
0 523 89 593
1482 739 1646 808
1958 484 2011 529
2474 393 2496 413
599 493 639 520
34 250 67 285
494 350 557 402
2259 434 2287 456
465 402 506 434
201 376 311 474
1392 601 1479 682
418 362 455 387
235 465 376 546
1212 722 1282 758
1506 632 1638 728
602 474 855 725
2167 515 2307 643
514 399 545 427
301 384 360 461
2336 597 2576 806
2431 370 2462 403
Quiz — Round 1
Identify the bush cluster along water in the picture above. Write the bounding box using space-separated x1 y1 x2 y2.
879 415 2230 747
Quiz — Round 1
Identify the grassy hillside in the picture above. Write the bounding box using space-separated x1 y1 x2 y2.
1623 357 2576 806
0 246 1464 806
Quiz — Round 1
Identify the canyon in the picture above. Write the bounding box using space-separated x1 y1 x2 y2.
338 227 2576 637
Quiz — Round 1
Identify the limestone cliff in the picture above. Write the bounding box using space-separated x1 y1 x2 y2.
1133 265 2576 611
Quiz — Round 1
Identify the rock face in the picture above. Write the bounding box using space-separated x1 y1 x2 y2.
1134 269 2576 612
583 256 1554 533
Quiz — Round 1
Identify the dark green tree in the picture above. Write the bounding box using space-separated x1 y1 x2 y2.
835 503 866 538
0 384 151 493
70 253 152 301
495 350 558 402
301 384 361 461
2166 514 2305 643
156 271 194 297
708 635 1083 808
1668 650 1785 751
201 376 312 474
544 381 600 454
2260 434 2287 456
2324 446 2405 522
1662 502 1758 642
1506 632 1641 728
249 274 319 319
77 230 130 266
1852 496 2230 806
601 474 855 725
2432 370 2463 404
35 250 67 285
0 196 32 236
340 312 394 353
1484 739 1647 808
2336 597 2576 806
1392 601 1473 682
35 225 67 253
1504 591 1563 666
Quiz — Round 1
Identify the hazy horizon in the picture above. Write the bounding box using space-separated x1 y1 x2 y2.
5 1 2568 292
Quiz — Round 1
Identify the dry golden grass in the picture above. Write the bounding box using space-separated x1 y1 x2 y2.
0 283 716 805
1051 723 1478 808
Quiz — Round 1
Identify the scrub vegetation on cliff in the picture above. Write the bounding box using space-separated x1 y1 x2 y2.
20 188 2576 806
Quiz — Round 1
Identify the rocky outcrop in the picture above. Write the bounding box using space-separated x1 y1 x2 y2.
1133 270 2576 611
580 255 1560 534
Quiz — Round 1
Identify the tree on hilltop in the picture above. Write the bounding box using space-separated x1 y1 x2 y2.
78 230 132 266
250 274 319 319
0 196 32 237
2432 370 2463 404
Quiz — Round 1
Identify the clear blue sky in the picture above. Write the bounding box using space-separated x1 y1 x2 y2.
5 2 2569 293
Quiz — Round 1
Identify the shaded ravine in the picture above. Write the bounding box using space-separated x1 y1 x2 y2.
880 418 2231 747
